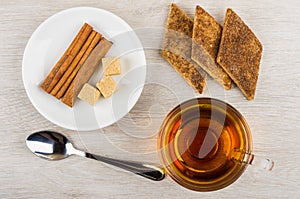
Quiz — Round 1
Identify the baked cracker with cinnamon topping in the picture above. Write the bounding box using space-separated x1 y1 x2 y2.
162 3 206 94
192 5 232 90
217 8 263 100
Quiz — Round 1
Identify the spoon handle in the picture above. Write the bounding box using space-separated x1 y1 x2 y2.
84 152 165 181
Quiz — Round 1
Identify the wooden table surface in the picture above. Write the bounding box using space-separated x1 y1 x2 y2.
1 0 299 198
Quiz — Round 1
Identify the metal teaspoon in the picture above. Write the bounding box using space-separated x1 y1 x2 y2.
26 131 165 181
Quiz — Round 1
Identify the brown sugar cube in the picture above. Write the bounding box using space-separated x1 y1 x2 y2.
102 57 121 76
77 83 101 106
162 3 206 94
217 8 263 100
192 5 232 90
96 76 117 98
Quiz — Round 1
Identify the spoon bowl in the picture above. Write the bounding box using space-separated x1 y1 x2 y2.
26 131 165 181
26 131 70 160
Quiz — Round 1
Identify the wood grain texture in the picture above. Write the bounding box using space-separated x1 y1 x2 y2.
0 0 300 198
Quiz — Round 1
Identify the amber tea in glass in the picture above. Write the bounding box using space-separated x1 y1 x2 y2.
158 98 273 191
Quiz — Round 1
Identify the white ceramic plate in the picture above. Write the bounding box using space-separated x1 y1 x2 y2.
22 7 146 131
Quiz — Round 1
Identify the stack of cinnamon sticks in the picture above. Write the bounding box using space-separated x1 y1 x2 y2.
40 23 112 107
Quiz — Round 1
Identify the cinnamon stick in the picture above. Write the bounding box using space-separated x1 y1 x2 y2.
55 32 102 99
50 30 98 97
45 23 93 93
40 23 89 91
61 38 113 107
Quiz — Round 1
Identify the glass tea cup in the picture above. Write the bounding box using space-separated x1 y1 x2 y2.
158 98 274 192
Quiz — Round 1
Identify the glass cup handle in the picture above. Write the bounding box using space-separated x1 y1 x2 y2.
233 149 274 171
